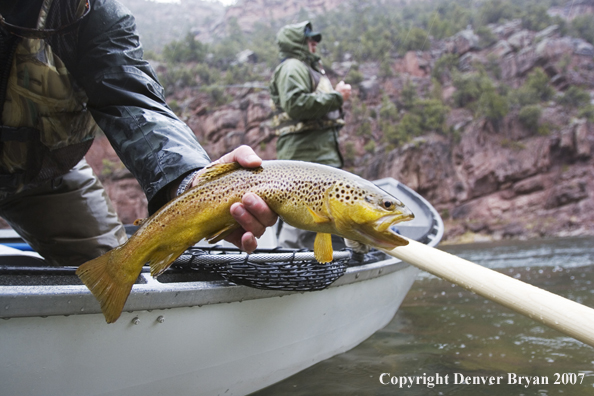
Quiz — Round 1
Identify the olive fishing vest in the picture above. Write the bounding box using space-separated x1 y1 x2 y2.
0 0 99 195
270 61 345 137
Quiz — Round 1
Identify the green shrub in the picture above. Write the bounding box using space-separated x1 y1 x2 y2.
401 27 430 52
159 65 198 93
400 80 418 110
343 141 356 163
522 4 553 32
432 54 459 83
557 86 591 110
379 95 399 121
478 89 509 125
452 72 488 108
518 105 542 133
396 113 423 141
351 96 368 122
163 33 207 63
355 120 373 137
194 63 219 85
508 68 555 108
486 54 502 80
201 86 229 107
571 14 594 45
476 26 497 48
346 67 364 85
578 105 594 122
524 68 554 102
379 55 394 78
417 99 449 132
479 0 515 24
364 140 376 153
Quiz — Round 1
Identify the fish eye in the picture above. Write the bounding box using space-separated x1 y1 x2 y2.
383 200 393 209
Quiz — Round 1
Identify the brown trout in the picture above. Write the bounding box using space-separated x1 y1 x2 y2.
76 160 414 323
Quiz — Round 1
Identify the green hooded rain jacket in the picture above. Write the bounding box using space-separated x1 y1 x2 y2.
269 21 344 168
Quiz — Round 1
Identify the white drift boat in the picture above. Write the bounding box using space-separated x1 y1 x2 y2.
0 178 443 396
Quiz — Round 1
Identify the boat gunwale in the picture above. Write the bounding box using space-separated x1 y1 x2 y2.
0 256 411 319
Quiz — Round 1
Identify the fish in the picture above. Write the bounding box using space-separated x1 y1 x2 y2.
76 160 414 323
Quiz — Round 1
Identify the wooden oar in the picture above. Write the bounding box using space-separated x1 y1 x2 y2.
380 237 594 347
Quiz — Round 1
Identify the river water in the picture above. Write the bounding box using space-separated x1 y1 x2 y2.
252 236 594 395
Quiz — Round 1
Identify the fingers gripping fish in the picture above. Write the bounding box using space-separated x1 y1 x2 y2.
76 160 414 323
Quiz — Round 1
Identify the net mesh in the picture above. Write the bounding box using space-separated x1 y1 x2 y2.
172 247 353 291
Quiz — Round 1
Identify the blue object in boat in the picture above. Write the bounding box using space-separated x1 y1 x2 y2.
1 243 34 251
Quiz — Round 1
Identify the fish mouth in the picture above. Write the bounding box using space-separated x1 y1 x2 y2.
375 211 414 232
354 211 414 249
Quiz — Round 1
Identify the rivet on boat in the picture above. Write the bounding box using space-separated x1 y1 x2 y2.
157 315 165 323
132 317 140 325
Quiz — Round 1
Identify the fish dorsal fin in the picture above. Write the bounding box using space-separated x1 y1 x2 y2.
196 162 242 184
314 232 334 263
307 207 331 224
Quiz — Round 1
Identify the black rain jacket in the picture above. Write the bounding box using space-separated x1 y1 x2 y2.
0 0 211 213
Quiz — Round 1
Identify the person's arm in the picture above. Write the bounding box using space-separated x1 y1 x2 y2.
71 0 210 214
276 59 344 120
70 1 277 252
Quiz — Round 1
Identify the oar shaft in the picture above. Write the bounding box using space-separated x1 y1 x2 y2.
382 238 594 347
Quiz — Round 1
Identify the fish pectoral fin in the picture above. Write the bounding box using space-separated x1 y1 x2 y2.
148 247 186 277
307 207 331 224
206 223 241 244
313 233 334 263
197 162 242 184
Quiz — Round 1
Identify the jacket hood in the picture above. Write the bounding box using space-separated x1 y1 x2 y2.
276 21 320 65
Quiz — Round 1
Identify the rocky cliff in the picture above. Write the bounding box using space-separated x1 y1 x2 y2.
145 19 594 244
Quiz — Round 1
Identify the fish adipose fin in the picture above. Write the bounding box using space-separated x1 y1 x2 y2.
314 232 334 263
206 223 242 244
76 249 140 324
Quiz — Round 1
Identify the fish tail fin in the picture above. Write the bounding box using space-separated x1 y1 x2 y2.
76 248 140 324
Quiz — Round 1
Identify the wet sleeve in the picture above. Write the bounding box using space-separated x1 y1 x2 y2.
71 0 211 213
276 59 343 121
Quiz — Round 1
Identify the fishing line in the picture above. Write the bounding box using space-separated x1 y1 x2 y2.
421 11 438 51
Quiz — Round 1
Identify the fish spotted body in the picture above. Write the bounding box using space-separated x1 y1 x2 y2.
76 160 414 323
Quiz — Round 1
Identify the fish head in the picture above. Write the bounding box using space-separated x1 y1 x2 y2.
328 181 414 249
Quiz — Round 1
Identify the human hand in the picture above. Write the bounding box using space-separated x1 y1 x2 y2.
194 145 278 253
335 80 352 101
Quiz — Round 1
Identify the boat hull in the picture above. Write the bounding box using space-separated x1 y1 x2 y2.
0 264 418 396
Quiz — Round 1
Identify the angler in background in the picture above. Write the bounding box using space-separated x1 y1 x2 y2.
269 21 352 250
0 0 276 266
